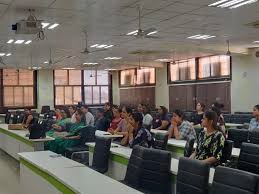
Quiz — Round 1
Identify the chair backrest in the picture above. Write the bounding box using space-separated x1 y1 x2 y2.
79 126 96 145
140 148 172 194
17 113 25 123
221 140 234 164
211 166 258 194
228 128 248 148
5 112 11 124
153 133 169 150
237 142 259 174
92 137 111 174
249 130 259 145
177 157 210 194
41 106 50 114
184 138 195 157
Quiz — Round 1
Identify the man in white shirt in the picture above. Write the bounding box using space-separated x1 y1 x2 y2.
81 105 94 126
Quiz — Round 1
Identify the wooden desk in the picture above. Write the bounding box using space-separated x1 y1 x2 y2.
19 151 142 194
95 130 123 138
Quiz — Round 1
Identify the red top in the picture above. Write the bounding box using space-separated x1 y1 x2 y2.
110 118 122 130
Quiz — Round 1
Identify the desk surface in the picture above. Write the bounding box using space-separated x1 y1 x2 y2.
0 124 54 142
19 151 142 194
95 130 124 138
225 123 244 127
150 129 168 134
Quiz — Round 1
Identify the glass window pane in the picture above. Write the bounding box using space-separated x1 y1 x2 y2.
64 86 72 105
24 87 34 106
55 87 64 105
69 70 82 85
101 86 109 104
14 87 23 106
136 68 155 85
211 56 221 77
93 86 100 104
55 70 68 85
97 71 108 85
73 87 82 104
188 59 196 80
120 69 135 86
84 70 96 85
4 87 14 106
84 87 92 104
3 69 18 85
220 55 230 76
179 61 188 80
19 70 33 85
198 57 210 78
170 63 179 81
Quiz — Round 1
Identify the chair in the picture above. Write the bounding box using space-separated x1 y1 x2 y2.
41 106 50 114
17 112 25 123
237 142 259 175
184 138 195 157
5 112 11 124
153 133 169 150
249 130 259 145
220 140 234 165
32 113 40 124
211 166 258 194
177 157 210 194
91 137 111 174
228 128 248 148
223 114 232 123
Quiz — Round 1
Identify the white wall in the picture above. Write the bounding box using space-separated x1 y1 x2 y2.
37 70 54 111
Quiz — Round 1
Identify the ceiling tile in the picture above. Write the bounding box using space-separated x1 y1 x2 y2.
162 2 204 13
11 0 55 8
50 0 96 10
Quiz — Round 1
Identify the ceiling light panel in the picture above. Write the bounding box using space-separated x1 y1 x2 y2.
25 40 32 45
208 0 257 8
127 30 138 35
91 44 114 49
104 57 122 60
14 40 25 44
187 34 215 40
6 53 11 56
41 22 50 28
0 53 5 56
147 31 158 35
62 67 75 70
83 63 98 65
7 39 14 44
48 23 59 29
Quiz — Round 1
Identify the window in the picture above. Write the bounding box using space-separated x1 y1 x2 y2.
170 59 196 82
3 69 36 107
120 67 156 87
54 70 82 105
84 70 109 105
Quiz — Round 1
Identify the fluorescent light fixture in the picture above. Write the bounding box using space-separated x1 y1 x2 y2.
218 0 246 7
96 44 107 48
105 68 117 71
104 57 122 60
41 22 50 28
62 67 75 70
253 41 259 43
6 53 11 56
25 40 32 44
14 40 25 44
44 61 49 64
155 59 172 62
83 62 98 65
147 31 158 36
187 34 215 40
104 45 114 48
48 23 59 29
0 53 5 56
208 0 229 6
127 30 138 35
7 39 14 44
229 0 257 8
30 66 42 70
90 44 99 48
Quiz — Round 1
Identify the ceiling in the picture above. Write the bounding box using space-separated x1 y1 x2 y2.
0 0 259 70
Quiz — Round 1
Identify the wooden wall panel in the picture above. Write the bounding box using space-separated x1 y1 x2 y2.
120 87 155 109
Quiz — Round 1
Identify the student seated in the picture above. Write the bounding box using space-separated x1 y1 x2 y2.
22 109 35 128
104 102 113 123
193 102 205 125
55 108 62 121
249 104 259 131
142 104 153 129
107 107 123 134
68 105 77 123
190 110 225 166
168 109 196 140
95 108 109 131
128 112 153 148
114 106 133 146
81 105 94 127
45 109 85 155
152 106 170 130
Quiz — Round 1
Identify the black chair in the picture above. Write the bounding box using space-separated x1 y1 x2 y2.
41 106 50 114
223 114 232 123
17 112 25 123
184 138 195 157
211 166 258 194
91 137 111 174
32 113 40 124
177 157 210 194
237 142 259 175
12 112 20 124
153 133 169 150
5 112 11 124
249 130 259 145
220 140 234 165
228 128 248 148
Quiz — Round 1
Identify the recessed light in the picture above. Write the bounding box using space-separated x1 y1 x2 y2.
62 67 75 70
208 0 257 9
25 40 32 45
41 22 50 29
0 53 5 56
14 40 25 44
7 39 14 44
44 61 49 64
127 30 138 35
6 53 11 56
104 57 122 60
90 44 99 48
147 31 158 36
48 23 59 29
187 34 215 40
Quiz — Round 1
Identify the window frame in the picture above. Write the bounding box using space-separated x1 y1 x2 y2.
119 67 156 88
168 55 232 84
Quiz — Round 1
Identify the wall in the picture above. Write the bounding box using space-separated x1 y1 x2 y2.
112 71 120 105
37 70 54 111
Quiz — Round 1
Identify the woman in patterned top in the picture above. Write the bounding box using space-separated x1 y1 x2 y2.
190 110 225 166
249 105 259 131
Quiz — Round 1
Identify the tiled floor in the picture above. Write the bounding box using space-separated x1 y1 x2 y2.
0 150 20 194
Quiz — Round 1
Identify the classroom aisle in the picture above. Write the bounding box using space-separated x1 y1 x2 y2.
0 150 20 194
